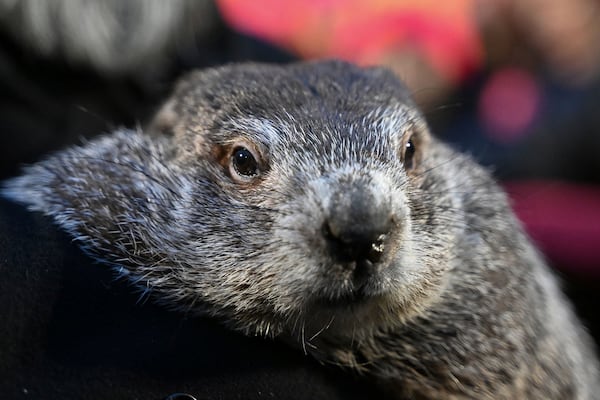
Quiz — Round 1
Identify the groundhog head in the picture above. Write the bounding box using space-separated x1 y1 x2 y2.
4 60 466 343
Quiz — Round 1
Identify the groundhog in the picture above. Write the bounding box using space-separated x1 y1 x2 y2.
3 60 599 399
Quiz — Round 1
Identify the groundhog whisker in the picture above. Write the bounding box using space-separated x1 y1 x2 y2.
419 102 464 117
413 153 465 179
308 315 336 343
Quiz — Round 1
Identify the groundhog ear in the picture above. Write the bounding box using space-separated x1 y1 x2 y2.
1 129 164 219
147 99 177 137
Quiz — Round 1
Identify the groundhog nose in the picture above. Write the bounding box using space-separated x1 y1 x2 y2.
323 220 389 264
324 183 393 265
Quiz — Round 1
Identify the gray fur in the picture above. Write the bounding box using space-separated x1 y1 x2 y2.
3 60 599 399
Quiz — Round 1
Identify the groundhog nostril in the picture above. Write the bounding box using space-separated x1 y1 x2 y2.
322 220 389 265
367 234 386 263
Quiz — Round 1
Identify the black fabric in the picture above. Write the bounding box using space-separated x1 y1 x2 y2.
0 198 382 399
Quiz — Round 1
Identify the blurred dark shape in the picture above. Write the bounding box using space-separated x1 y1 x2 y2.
0 0 293 180
0 0 217 75
477 0 600 87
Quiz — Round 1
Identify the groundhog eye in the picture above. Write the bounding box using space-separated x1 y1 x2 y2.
403 139 416 170
231 146 259 177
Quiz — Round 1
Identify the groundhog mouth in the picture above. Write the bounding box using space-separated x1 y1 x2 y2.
313 266 391 309
311 290 370 310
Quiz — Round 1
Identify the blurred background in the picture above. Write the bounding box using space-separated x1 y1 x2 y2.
1 0 599 339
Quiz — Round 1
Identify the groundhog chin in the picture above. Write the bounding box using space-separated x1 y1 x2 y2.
268 255 447 339
279 289 438 343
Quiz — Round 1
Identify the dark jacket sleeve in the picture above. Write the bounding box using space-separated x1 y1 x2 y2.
0 198 382 400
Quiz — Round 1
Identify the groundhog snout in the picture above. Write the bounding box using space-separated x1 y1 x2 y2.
322 180 394 268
